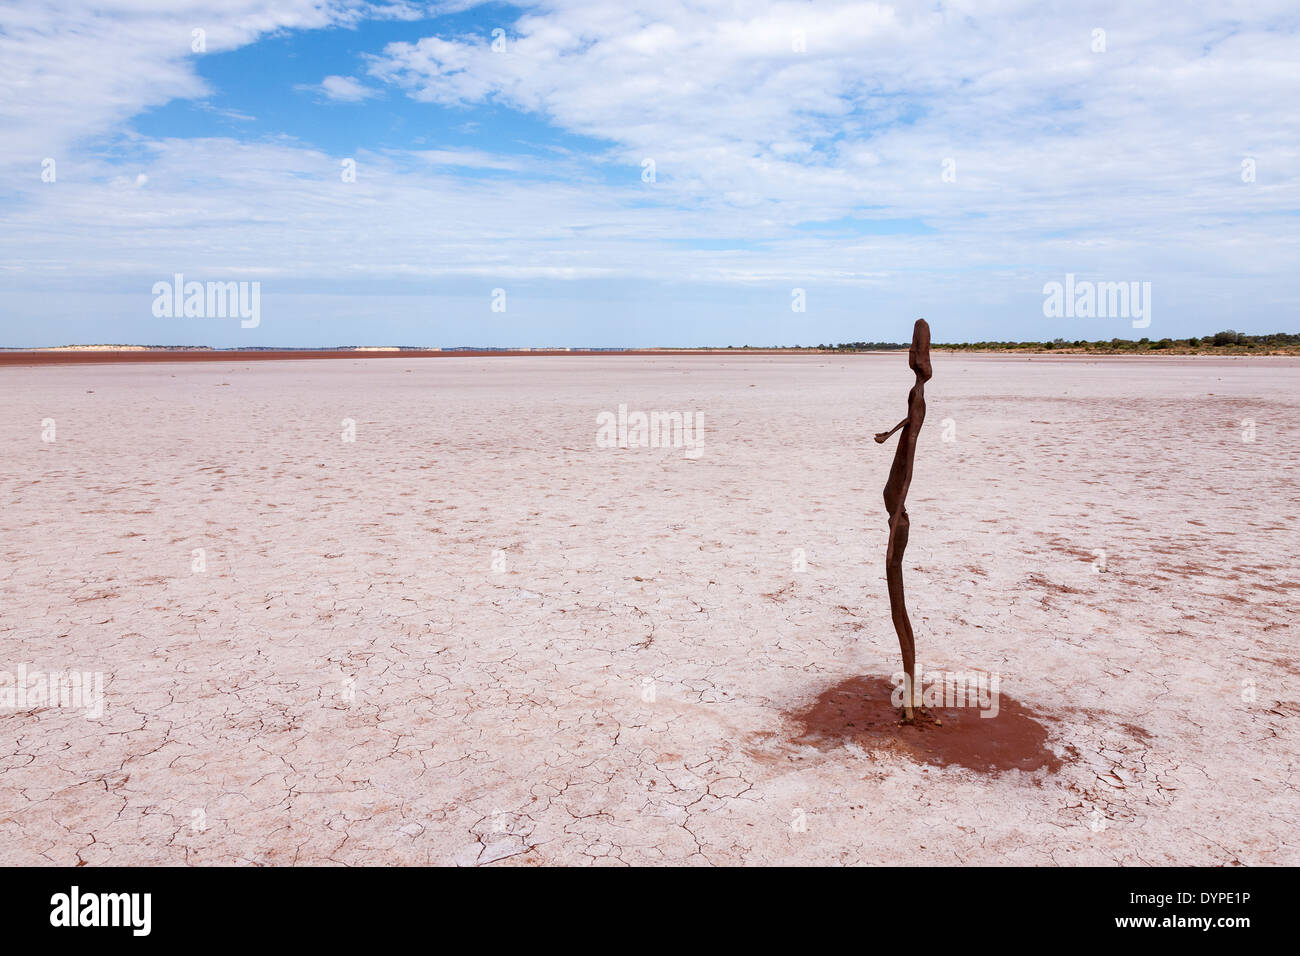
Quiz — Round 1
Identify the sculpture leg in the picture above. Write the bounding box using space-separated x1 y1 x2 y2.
885 510 917 720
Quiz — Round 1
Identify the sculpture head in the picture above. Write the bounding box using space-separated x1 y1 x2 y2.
909 318 932 382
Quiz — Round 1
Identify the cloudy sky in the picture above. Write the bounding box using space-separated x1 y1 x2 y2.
1 0 1297 347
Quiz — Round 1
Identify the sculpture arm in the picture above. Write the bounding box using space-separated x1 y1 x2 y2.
874 418 908 444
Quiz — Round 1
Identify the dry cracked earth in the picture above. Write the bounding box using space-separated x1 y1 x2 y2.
1 354 1296 865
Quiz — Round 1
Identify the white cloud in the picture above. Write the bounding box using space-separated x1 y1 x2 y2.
307 75 381 102
360 0 1300 238
405 148 525 170
0 1 414 178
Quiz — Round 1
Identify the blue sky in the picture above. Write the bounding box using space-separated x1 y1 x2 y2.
1 0 1297 347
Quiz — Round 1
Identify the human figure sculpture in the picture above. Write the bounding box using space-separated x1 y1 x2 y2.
873 319 932 722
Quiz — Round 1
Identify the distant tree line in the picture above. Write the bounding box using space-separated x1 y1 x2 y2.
816 331 1300 352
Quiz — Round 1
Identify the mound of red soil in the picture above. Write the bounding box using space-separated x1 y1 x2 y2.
789 675 1063 775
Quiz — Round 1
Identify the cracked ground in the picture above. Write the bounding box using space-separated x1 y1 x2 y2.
1 353 1296 865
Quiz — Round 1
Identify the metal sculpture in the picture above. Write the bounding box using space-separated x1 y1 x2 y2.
874 319 932 721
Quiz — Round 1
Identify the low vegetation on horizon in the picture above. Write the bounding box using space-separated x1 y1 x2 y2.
810 330 1300 355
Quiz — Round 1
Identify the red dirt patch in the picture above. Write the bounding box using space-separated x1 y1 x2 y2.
789 675 1064 775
